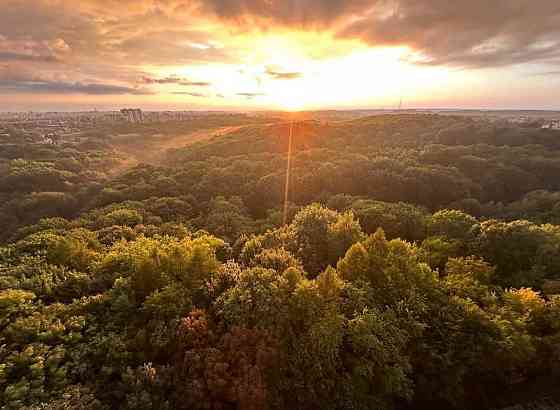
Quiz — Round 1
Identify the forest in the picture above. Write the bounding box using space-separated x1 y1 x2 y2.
1 113 560 409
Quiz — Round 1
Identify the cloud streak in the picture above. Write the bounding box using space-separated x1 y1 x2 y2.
532 70 560 77
237 92 266 99
172 91 208 97
180 80 212 87
0 52 60 63
141 76 211 86
266 67 303 80
0 74 151 95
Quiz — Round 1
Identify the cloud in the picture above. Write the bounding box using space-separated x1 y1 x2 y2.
265 66 303 80
172 91 208 97
0 71 152 95
268 72 301 80
0 81 152 95
0 1 101 57
191 0 560 69
141 75 212 87
0 52 59 63
338 0 560 68
532 70 560 77
0 0 559 106
113 30 234 65
0 33 70 64
266 66 303 80
0 1 230 84
191 0 369 27
141 76 183 84
237 92 266 99
179 80 212 87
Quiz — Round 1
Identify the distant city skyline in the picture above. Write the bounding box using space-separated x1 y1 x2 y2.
1 0 559 111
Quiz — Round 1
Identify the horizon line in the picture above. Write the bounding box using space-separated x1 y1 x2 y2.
2 107 560 114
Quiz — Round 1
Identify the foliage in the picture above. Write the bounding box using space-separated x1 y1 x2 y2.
1 114 560 409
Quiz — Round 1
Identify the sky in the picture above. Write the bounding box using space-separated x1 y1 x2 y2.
0 0 559 111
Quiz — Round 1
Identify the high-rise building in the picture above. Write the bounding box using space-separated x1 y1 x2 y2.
120 108 144 123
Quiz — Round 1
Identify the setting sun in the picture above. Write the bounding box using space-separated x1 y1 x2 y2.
275 93 306 111
141 33 460 111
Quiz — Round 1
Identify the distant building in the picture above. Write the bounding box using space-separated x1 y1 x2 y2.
39 133 58 145
509 116 531 124
542 120 560 130
120 108 144 123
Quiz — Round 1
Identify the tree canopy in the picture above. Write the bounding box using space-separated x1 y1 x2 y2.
1 114 560 409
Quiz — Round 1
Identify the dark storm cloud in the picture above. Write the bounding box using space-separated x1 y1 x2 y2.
265 67 303 80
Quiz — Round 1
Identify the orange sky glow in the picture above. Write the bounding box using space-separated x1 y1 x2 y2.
0 0 559 110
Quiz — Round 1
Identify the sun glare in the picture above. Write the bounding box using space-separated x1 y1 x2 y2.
276 96 305 111
149 32 454 110
269 85 307 111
